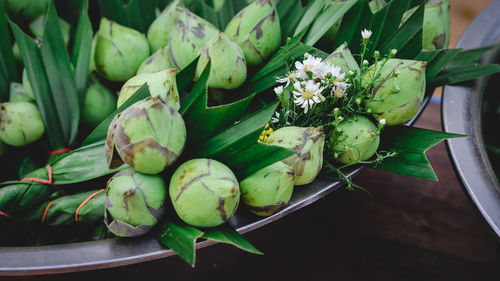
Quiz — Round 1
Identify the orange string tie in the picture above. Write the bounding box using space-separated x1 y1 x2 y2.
21 165 53 185
0 210 12 219
41 199 57 224
49 149 73 156
75 189 105 223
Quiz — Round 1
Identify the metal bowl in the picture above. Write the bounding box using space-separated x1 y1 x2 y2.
442 0 500 240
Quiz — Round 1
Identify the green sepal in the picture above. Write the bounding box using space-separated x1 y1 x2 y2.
373 126 464 181
157 220 204 267
203 224 263 255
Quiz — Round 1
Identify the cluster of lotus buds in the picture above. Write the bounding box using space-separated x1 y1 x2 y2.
105 168 167 237
95 18 150 81
117 68 180 110
224 0 281 66
169 158 240 227
329 115 380 164
240 161 295 216
266 126 325 186
196 32 247 89
363 58 427 126
0 102 45 147
105 97 186 175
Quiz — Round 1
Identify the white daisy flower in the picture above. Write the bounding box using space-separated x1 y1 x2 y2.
293 80 325 114
361 29 372 40
331 81 349 98
276 71 299 87
295 55 323 79
274 85 283 96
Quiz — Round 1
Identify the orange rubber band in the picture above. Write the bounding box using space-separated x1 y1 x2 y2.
49 149 73 156
75 189 105 222
21 165 53 185
41 200 57 223
0 210 11 219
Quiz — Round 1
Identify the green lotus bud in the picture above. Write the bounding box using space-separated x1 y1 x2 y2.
95 18 150 82
196 32 247 89
9 82 33 103
169 158 240 227
105 168 167 237
82 78 117 127
224 0 281 66
422 0 450 50
105 97 186 174
240 161 294 216
324 42 360 75
22 69 35 101
137 46 174 75
3 0 50 21
0 102 45 147
29 15 71 47
363 59 426 125
168 5 218 70
117 68 180 110
266 126 325 186
147 0 179 52
329 115 380 164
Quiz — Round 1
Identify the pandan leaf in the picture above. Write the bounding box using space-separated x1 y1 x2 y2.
203 224 263 255
430 64 500 88
81 84 151 146
39 2 80 147
194 101 295 179
374 126 464 181
277 0 307 40
197 1 220 29
157 220 204 267
10 22 66 149
332 0 372 55
0 2 17 102
421 48 462 82
180 63 255 145
97 0 157 33
303 0 358 47
446 45 497 67
216 0 247 29
294 0 329 37
71 0 93 106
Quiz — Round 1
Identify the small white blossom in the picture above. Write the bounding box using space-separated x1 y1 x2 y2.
295 55 323 79
274 85 283 95
271 112 280 124
361 29 372 40
321 63 344 81
331 81 349 98
379 119 386 125
293 80 325 114
390 49 398 56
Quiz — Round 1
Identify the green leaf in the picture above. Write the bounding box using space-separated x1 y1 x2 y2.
446 45 497 67
197 1 220 29
422 48 462 82
217 0 247 30
375 0 411 49
0 2 17 102
97 0 157 33
40 2 80 147
194 101 295 179
10 22 66 149
277 0 306 40
294 0 329 37
71 0 93 105
374 126 464 181
203 224 263 255
176 57 199 94
180 63 255 144
378 2 424 56
81 84 151 146
429 64 500 88
303 0 358 46
51 141 125 185
333 0 372 55
157 220 204 267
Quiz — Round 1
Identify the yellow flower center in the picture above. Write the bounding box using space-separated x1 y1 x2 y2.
303 90 314 100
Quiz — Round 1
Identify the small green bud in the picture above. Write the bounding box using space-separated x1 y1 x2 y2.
82 78 117 128
196 32 247 89
0 102 45 147
105 168 167 237
169 159 240 227
105 97 186 174
329 115 380 164
266 126 325 186
240 161 295 216
95 18 150 81
224 0 281 66
117 68 180 110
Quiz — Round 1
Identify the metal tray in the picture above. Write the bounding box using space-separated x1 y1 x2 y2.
442 0 500 240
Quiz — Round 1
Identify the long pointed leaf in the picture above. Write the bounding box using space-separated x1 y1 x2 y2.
294 0 329 37
333 0 371 55
157 220 204 267
40 3 80 146
0 2 17 101
430 64 500 87
203 224 262 255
